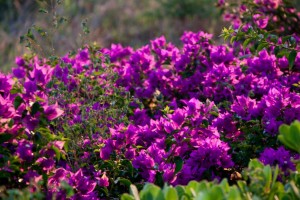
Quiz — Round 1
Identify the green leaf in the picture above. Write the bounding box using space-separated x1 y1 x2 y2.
58 17 67 26
269 34 278 43
140 184 164 200
256 42 269 52
279 121 300 153
121 194 135 200
271 165 279 188
243 38 252 48
60 181 74 198
263 165 272 190
282 36 291 44
155 172 164 188
38 8 48 13
31 102 41 116
130 185 140 200
14 96 24 109
0 133 12 144
52 146 61 161
288 50 297 70
186 181 200 197
290 181 300 199
237 181 247 194
249 159 264 169
219 179 230 192
8 119 14 128
175 186 186 199
230 36 237 44
163 186 178 200
36 127 55 141
121 159 134 177
277 49 289 58
289 37 297 46
174 156 183 174
274 46 280 57
228 186 242 200
196 186 223 200
119 178 132 187
20 35 25 44
289 121 300 152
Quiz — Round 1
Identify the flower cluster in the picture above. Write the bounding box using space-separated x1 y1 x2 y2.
1 1 300 198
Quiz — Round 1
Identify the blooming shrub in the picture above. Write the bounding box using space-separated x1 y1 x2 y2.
1 0 300 199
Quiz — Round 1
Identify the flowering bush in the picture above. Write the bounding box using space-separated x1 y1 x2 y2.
1 0 300 199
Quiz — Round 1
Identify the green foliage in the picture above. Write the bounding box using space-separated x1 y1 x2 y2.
221 25 299 66
0 185 45 200
121 158 300 200
278 121 300 153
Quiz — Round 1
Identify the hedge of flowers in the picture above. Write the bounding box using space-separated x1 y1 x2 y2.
1 0 300 199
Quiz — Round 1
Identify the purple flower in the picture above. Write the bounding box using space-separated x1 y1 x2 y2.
253 14 269 29
23 170 41 185
254 0 280 9
99 173 109 187
176 138 233 184
22 116 39 131
71 169 97 195
24 80 37 94
16 139 34 162
125 147 136 160
0 95 14 120
100 139 114 160
15 57 25 66
132 150 156 182
210 46 233 64
130 108 150 126
170 108 186 128
36 157 55 173
77 49 89 62
48 168 71 187
13 68 26 79
231 96 258 120
43 103 64 120
259 147 298 173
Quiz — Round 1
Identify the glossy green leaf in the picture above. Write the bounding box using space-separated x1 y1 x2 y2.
163 186 178 200
269 34 278 43
60 181 74 198
121 194 135 200
186 181 200 197
140 184 164 200
288 50 297 70
130 184 140 200
279 121 300 153
282 36 291 44
256 42 269 52
38 8 48 13
243 38 252 48
14 96 23 109
289 121 300 152
263 165 272 191
119 178 132 187
228 186 242 200
0 133 12 144
249 159 264 169
52 146 61 161
274 46 280 57
31 102 41 116
230 36 237 44
175 185 186 199
174 156 183 174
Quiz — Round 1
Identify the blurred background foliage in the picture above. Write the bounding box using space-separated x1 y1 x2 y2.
1 0 225 72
